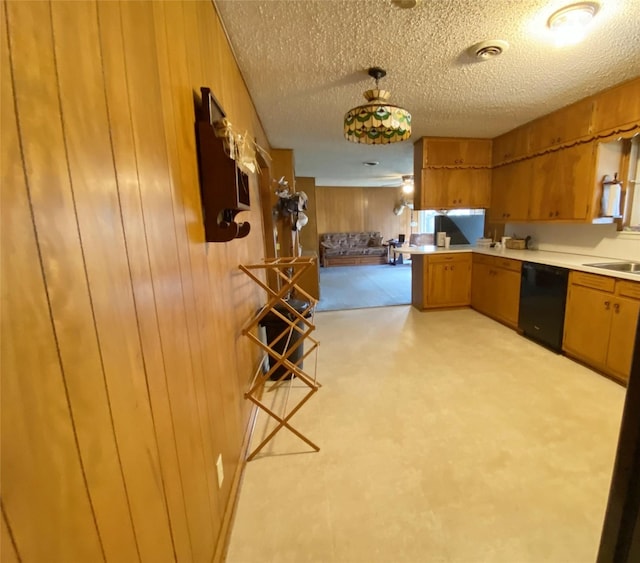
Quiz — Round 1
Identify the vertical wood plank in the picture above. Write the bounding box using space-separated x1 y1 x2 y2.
178 1 246 515
49 1 175 559
316 187 366 233
1 508 19 563
151 0 224 530
95 2 193 559
1 3 104 560
116 1 217 559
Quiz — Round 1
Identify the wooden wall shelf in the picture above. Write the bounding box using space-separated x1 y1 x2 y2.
196 87 250 242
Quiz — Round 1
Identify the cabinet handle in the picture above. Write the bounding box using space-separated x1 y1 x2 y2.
451 265 455 271
549 212 553 218
555 211 560 217
506 213 511 218
614 303 620 313
604 300 610 310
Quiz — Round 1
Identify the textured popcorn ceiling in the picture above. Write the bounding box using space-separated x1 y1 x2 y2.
215 0 640 187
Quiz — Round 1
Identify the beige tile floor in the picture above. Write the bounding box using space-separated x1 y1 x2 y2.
226 306 625 563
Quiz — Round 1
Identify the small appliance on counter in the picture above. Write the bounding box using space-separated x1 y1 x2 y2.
436 231 446 247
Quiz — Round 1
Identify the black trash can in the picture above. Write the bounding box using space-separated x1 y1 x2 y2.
260 298 310 380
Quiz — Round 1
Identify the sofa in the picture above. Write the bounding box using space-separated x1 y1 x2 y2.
319 232 388 267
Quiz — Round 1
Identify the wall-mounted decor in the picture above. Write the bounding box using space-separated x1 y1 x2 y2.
195 87 250 242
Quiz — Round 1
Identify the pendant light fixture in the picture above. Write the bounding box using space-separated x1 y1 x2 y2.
344 67 412 145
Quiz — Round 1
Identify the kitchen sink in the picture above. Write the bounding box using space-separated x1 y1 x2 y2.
584 261 640 274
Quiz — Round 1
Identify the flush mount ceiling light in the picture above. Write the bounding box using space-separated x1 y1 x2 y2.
547 2 600 46
344 67 412 145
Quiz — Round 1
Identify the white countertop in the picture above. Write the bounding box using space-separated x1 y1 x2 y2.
394 245 640 282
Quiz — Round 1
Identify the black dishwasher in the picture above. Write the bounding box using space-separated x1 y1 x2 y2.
518 262 569 352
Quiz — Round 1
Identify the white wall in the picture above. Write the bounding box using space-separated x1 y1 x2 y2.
505 222 640 261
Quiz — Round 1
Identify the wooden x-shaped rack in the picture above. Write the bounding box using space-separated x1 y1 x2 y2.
240 256 320 460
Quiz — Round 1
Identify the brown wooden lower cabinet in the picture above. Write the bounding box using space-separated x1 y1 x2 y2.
471 254 522 328
563 272 640 384
411 253 471 309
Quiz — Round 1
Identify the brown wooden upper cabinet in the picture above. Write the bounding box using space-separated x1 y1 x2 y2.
417 137 492 168
414 137 492 210
492 124 530 166
489 159 532 223
419 168 491 209
591 78 640 135
491 77 639 167
528 142 595 221
528 97 594 153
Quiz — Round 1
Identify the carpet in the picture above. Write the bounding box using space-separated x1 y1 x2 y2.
316 263 411 312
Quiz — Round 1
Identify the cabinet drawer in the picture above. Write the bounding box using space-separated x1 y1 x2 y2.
617 280 640 300
472 253 494 266
493 257 522 273
429 253 471 264
472 254 521 272
570 271 615 292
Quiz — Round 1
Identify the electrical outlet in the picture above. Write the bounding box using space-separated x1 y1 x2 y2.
216 454 224 488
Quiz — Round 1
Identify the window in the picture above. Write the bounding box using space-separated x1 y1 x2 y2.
623 135 640 232
414 209 485 237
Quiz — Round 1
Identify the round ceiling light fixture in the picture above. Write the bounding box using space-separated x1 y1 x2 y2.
469 39 509 61
547 2 599 46
344 67 412 145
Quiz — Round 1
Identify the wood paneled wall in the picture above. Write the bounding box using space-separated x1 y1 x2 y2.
316 186 412 244
1 1 269 561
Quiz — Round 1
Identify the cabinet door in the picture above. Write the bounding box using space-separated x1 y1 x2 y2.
492 124 530 165
529 143 595 220
592 78 640 134
464 169 492 208
495 268 521 327
563 284 611 367
419 168 450 208
421 169 490 209
471 261 494 315
528 98 593 153
427 256 471 307
489 160 531 222
606 297 640 383
424 138 492 167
